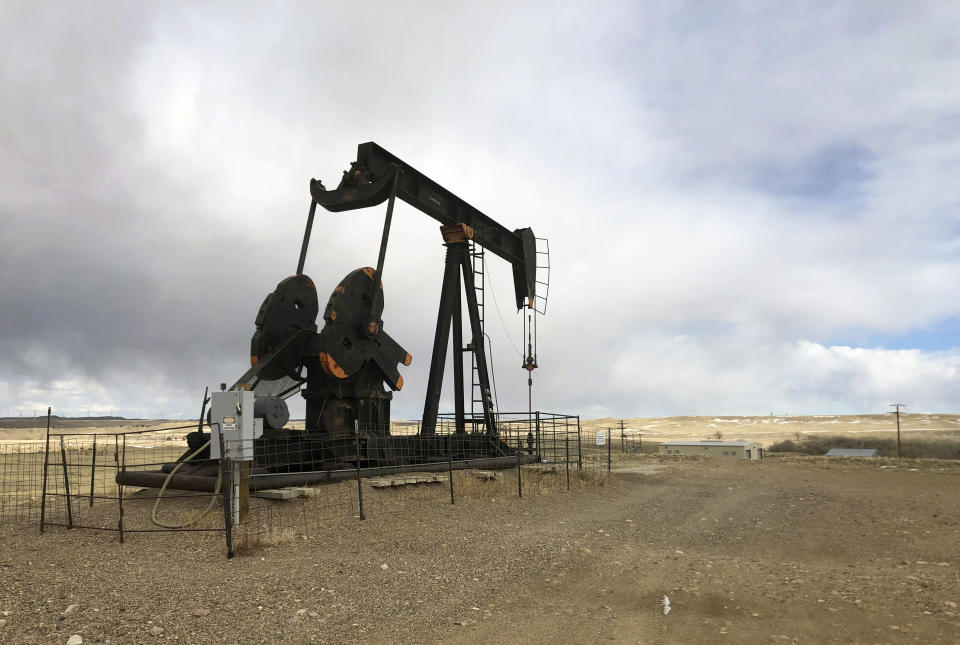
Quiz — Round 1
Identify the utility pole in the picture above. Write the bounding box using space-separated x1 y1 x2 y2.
890 403 905 459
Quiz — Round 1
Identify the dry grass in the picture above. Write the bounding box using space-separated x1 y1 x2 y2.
233 537 265 555
580 413 960 447
768 432 960 459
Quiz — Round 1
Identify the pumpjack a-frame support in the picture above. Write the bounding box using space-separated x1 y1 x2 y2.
421 224 497 437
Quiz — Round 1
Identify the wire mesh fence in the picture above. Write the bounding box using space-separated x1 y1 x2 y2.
0 412 648 558
37 426 225 539
219 412 613 554
0 441 46 530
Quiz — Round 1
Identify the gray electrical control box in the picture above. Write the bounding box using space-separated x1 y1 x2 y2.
209 389 262 460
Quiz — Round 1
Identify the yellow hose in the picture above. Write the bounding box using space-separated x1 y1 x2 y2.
151 439 223 529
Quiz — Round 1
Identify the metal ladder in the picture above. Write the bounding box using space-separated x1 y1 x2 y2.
470 239 486 424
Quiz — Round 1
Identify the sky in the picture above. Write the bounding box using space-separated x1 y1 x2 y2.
1 1 958 419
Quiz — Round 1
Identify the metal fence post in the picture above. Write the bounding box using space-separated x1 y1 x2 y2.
355 423 365 521
89 433 97 507
576 416 582 471
216 424 233 559
116 435 124 543
565 434 570 491
608 427 612 473
535 411 541 458
516 431 523 499
552 417 557 462
39 407 51 534
222 456 234 558
59 436 73 529
447 435 455 505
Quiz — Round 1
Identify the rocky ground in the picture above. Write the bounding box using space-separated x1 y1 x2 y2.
1 455 958 644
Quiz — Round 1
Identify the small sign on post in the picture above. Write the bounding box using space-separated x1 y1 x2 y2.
596 430 606 446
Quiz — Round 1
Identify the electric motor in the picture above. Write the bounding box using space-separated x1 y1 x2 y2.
254 395 290 430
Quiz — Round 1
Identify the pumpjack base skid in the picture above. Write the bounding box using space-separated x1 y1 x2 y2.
193 430 517 472
115 432 538 493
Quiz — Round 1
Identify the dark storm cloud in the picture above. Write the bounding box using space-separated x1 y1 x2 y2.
2 2 960 418
1 2 582 416
0 4 260 409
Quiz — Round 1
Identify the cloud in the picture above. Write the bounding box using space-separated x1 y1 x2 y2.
577 335 960 417
749 142 876 202
1 2 958 419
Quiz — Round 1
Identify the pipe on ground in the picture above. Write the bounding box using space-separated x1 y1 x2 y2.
116 454 540 493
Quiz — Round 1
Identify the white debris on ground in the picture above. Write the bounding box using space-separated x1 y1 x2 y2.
662 595 671 615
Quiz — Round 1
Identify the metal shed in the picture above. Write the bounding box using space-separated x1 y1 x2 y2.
659 440 763 460
825 448 878 459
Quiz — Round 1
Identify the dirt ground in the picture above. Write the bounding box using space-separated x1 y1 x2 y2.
1 454 958 644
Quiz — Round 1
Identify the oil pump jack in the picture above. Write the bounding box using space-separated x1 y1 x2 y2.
282 140 539 443
120 143 545 491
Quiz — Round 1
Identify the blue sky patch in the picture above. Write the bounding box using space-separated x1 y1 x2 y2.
826 316 960 352
751 142 876 203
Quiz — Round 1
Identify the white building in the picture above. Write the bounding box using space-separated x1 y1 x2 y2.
659 440 763 460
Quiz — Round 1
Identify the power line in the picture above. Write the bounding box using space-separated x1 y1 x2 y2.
485 266 522 357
